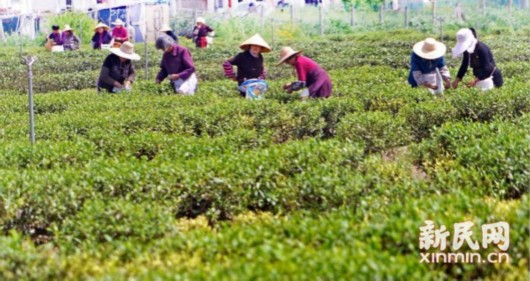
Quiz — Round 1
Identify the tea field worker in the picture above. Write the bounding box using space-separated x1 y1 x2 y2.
159 24 178 43
407 38 451 95
97 41 140 93
223 34 271 98
451 28 503 91
192 17 213 48
61 25 81 51
46 25 64 52
277 46 332 99
155 36 198 95
111 18 129 45
91 22 112 50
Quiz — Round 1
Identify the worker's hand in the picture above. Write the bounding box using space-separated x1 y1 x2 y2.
124 81 131 89
231 77 238 81
155 79 161 84
169 74 180 81
422 82 438 90
452 79 460 89
443 79 451 90
466 79 478 88
113 81 124 88
283 83 293 94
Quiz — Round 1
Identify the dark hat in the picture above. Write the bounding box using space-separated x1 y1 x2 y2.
52 25 60 30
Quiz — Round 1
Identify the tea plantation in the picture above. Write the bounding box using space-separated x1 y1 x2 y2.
0 30 528 280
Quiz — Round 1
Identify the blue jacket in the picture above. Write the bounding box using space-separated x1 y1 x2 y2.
407 52 447 87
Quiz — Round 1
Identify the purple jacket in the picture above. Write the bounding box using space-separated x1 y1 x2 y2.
49 32 63 45
91 31 112 49
156 44 196 82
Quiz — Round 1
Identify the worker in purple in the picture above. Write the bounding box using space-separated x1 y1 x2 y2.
48 25 63 46
192 17 213 48
278 46 332 99
223 33 270 97
111 19 129 45
91 22 112 50
155 36 198 95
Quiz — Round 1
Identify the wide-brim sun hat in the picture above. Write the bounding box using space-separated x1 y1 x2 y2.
196 17 205 24
277 46 302 65
112 19 125 26
94 22 110 32
452 28 474 57
240 34 271 53
109 41 141 61
159 24 172 32
63 24 73 32
413 38 446 60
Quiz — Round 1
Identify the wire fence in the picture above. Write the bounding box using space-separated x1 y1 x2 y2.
163 0 529 45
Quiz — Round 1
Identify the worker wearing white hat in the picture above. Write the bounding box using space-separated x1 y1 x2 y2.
112 18 128 44
451 28 503 91
192 17 213 48
61 24 81 51
159 24 178 43
98 42 140 93
407 37 451 94
91 22 112 49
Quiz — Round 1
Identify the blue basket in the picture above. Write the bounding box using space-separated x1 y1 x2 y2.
239 79 268 100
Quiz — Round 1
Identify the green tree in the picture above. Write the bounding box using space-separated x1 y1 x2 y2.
47 12 96 47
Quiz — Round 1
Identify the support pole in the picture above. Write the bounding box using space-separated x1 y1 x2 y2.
350 6 355 26
404 6 409 29
319 5 323 35
144 34 148 80
23 56 37 144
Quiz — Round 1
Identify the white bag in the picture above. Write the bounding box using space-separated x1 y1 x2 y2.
423 68 444 95
300 89 310 99
51 45 64 52
475 77 494 91
171 73 198 95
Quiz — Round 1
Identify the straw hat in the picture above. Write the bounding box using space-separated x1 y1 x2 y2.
277 46 302 65
159 24 172 32
109 42 141 61
94 22 110 31
452 28 475 58
413 38 446 60
240 34 271 53
112 19 125 26
63 24 73 32
196 17 205 24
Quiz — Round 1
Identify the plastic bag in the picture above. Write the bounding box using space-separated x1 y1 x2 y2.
238 79 268 100
171 73 198 95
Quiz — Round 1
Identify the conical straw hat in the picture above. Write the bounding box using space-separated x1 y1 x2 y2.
277 46 302 65
240 34 271 53
94 22 110 32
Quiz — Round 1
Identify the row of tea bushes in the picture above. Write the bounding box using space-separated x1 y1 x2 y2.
1 192 526 280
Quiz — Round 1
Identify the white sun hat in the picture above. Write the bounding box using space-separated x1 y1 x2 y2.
159 24 172 32
240 34 272 53
196 17 206 24
94 22 110 32
277 46 302 65
413 38 447 60
112 19 125 26
452 28 475 57
62 24 73 32
109 41 141 61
